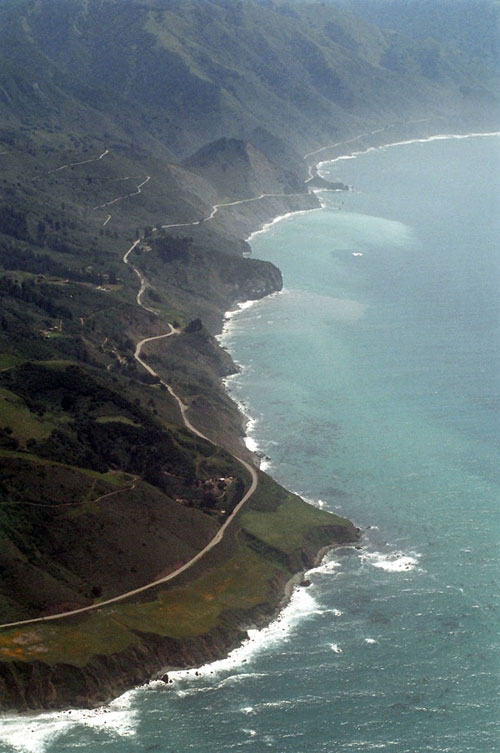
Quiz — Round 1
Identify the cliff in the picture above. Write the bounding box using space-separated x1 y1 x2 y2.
0 474 360 710
0 0 497 711
0 130 356 709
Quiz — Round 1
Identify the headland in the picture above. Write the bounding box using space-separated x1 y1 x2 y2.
0 118 497 712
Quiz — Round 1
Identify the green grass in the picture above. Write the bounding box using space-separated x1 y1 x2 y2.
242 472 356 553
0 470 355 673
0 354 23 370
0 449 132 487
0 540 277 666
242 495 347 553
0 387 56 443
36 360 76 370
122 545 276 637
0 616 136 667
95 415 139 426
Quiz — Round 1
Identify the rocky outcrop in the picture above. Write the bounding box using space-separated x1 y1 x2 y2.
0 623 249 711
307 175 349 191
232 258 283 302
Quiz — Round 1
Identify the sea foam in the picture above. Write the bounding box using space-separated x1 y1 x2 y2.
138 548 348 700
217 298 283 471
246 207 322 242
360 550 420 573
0 692 138 753
318 130 500 169
162 585 320 687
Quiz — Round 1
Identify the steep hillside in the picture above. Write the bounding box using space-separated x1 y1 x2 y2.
183 138 304 199
0 0 497 164
324 0 499 111
329 0 500 72
0 0 497 710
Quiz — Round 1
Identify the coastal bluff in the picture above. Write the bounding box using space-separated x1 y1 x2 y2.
0 473 359 710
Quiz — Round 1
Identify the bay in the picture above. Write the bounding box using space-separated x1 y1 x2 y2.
1 134 499 753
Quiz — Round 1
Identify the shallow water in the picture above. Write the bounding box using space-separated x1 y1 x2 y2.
1 133 499 752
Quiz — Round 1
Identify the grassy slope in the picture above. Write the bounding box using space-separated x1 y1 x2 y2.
1 0 497 163
0 359 251 620
0 0 496 709
0 131 331 706
0 472 358 708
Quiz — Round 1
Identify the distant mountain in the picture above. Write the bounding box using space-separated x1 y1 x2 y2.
327 0 499 69
0 0 497 710
0 0 498 164
304 0 499 94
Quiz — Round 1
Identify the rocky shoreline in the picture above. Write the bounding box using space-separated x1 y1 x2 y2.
0 522 360 711
0 165 360 710
1 118 488 713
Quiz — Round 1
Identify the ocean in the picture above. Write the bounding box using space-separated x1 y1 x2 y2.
1 133 499 752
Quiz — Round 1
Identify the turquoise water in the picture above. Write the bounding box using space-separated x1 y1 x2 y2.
1 134 499 752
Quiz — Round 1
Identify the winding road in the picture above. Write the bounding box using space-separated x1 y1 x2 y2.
161 189 314 230
0 461 256 630
2 123 431 631
93 175 150 211
123 239 158 314
33 149 109 181
0 234 259 631
2 117 473 632
6 121 433 631
4 155 321 631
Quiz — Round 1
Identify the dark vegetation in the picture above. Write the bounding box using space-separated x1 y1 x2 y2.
0 358 250 623
0 0 497 708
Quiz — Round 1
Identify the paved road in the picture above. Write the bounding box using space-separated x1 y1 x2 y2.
1 123 382 631
161 189 311 230
4 119 457 632
0 240 259 632
123 239 158 314
0 458 256 630
0 165 311 632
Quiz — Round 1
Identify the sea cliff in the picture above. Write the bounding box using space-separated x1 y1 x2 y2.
0 470 359 710
0 117 489 712
0 172 359 710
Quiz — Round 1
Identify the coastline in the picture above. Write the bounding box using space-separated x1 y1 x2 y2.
162 120 500 650
0 541 352 750
216 294 285 471
196 122 500 675
1 123 497 718
0 138 356 714
314 128 500 173
205 130 500 752
155 540 349 689
221 126 500 476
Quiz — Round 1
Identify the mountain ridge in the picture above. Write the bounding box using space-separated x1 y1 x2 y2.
0 0 497 710
1 0 498 159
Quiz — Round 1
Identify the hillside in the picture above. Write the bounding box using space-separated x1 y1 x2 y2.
0 0 497 710
328 0 500 73
0 0 498 161
183 137 304 199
